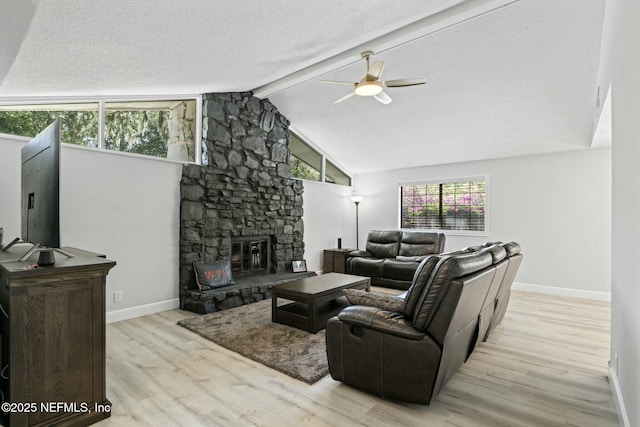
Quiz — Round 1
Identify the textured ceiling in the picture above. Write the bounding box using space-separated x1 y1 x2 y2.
0 0 463 97
264 0 609 173
0 0 610 175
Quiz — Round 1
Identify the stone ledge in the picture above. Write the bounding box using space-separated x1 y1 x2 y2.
182 271 317 314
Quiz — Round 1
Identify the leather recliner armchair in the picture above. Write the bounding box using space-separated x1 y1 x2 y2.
326 242 523 405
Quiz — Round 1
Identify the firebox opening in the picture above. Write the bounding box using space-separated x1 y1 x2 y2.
231 236 271 278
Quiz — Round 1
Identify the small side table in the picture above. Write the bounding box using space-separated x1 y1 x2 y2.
323 248 354 273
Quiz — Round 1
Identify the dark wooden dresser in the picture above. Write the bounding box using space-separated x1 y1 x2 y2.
0 246 115 427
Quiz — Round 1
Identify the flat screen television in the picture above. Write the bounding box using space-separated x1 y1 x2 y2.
21 119 61 249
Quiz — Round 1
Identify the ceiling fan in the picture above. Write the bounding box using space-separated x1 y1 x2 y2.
320 51 426 105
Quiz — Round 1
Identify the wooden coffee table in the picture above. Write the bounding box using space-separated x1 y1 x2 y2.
272 272 370 333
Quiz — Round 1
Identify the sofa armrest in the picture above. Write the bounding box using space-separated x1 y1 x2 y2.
348 250 372 258
337 305 425 340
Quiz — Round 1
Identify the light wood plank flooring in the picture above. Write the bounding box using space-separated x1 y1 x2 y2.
97 291 618 426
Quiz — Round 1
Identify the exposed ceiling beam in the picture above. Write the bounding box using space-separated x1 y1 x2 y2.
254 0 520 98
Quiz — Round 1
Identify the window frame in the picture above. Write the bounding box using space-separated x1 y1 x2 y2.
0 95 202 164
289 131 323 182
289 127 352 186
324 159 351 186
398 175 489 237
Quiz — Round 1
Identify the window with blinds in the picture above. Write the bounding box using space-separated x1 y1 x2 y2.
400 178 486 232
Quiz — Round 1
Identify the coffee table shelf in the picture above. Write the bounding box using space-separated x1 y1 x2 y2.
275 296 350 332
272 273 370 333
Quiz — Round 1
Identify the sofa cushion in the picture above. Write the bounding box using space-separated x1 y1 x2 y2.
395 255 427 262
398 231 441 257
348 250 372 258
400 248 473 318
478 244 507 264
193 260 234 290
502 241 521 257
412 251 493 330
365 230 402 259
465 241 502 252
383 259 421 282
348 257 385 278
380 278 413 290
402 255 442 317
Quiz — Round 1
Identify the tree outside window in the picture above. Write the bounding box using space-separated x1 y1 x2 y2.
0 107 98 146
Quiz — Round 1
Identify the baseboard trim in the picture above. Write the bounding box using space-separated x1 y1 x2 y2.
609 364 631 427
106 298 180 324
512 282 611 301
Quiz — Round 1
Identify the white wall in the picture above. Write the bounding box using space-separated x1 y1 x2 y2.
0 135 183 322
354 148 612 298
301 180 355 271
610 0 639 425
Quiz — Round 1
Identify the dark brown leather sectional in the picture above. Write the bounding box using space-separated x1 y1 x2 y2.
346 230 446 289
326 241 523 405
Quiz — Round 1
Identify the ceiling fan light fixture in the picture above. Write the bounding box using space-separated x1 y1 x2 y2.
355 81 383 96
322 51 421 104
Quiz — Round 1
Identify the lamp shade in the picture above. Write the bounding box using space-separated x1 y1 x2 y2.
350 195 364 204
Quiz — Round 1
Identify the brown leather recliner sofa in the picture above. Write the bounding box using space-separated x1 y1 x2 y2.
345 230 446 290
326 242 523 405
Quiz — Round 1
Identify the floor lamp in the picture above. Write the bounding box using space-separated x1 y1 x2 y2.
350 195 364 249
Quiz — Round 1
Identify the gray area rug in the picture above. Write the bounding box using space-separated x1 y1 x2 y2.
177 298 328 384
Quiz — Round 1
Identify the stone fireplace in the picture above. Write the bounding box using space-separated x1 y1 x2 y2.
179 92 305 312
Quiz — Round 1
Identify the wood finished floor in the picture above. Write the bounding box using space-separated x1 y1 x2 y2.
97 290 618 426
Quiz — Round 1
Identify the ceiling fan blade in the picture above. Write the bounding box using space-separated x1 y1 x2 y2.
373 91 392 105
384 78 426 88
334 91 356 104
320 80 356 86
366 61 384 81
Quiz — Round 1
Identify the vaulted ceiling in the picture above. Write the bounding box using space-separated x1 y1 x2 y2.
0 0 610 174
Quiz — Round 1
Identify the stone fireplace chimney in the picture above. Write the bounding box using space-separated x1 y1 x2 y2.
179 92 305 308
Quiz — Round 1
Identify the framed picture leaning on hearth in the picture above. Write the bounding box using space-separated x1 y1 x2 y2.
292 260 307 273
